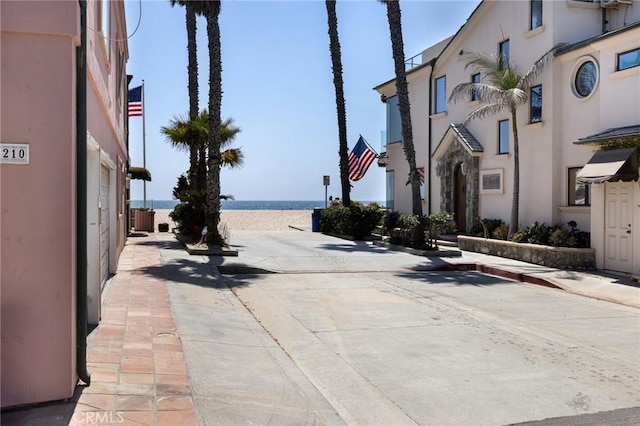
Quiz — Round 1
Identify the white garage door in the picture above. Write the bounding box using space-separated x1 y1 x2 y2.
100 165 110 285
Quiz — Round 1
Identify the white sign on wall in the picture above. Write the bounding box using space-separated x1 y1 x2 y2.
0 143 29 164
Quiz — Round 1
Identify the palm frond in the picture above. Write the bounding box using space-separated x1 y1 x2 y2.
519 43 568 90
220 117 241 147
465 103 506 123
462 52 501 75
221 148 244 168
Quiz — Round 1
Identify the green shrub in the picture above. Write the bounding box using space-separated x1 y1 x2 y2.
549 228 569 247
510 229 527 243
526 222 551 245
470 217 505 238
169 174 205 234
320 203 384 239
492 223 509 240
381 210 401 235
397 214 429 249
426 211 456 248
508 221 590 248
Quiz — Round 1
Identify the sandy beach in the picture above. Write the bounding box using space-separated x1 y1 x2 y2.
152 209 312 232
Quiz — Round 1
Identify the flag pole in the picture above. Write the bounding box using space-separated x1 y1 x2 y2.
142 80 147 208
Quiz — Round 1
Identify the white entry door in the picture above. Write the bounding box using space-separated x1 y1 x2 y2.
604 182 633 273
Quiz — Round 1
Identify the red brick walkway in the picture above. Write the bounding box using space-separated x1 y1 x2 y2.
70 234 198 425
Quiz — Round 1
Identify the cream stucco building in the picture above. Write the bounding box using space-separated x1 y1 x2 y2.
375 0 639 276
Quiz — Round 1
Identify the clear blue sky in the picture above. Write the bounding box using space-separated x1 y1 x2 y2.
126 0 480 202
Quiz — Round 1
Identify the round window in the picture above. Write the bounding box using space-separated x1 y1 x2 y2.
574 61 597 98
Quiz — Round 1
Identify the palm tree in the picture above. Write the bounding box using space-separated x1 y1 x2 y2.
381 0 422 215
325 0 351 207
449 46 563 238
161 112 244 174
199 0 224 245
169 0 201 190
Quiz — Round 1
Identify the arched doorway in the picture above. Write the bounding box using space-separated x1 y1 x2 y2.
454 163 466 232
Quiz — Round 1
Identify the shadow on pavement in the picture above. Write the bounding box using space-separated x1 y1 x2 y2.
395 269 513 286
318 241 394 254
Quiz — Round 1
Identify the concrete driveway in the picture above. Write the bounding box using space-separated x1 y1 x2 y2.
158 231 640 425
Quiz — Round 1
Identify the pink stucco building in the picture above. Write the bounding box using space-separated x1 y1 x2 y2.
1 0 130 407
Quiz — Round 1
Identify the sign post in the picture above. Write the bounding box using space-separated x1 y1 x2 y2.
323 175 330 208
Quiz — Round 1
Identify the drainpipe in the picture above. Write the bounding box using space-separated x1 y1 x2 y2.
427 58 436 215
76 0 91 386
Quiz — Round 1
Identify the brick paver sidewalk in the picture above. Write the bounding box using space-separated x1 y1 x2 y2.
71 234 198 425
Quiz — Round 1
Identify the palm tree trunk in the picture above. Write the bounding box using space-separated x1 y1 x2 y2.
508 109 520 239
325 0 351 207
205 3 223 245
186 2 199 190
384 0 422 216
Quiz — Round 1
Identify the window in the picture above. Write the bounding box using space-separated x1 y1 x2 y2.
530 0 543 30
617 48 640 71
568 167 590 206
435 76 446 114
386 95 402 144
498 120 509 154
386 171 395 210
530 85 542 123
499 39 510 68
418 167 425 200
102 0 110 37
471 73 481 101
574 60 597 98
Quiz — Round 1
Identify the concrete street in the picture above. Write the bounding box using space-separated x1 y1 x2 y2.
157 231 640 426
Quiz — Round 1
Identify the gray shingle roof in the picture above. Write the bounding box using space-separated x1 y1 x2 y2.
574 125 640 145
450 123 484 153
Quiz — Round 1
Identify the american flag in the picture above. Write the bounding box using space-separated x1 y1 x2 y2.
128 85 143 117
348 136 377 181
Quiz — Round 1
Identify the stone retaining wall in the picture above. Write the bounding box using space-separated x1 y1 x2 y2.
458 236 596 270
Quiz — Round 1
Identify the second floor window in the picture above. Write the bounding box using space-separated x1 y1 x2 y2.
499 39 510 68
435 76 446 114
471 73 481 101
530 0 542 30
617 48 640 71
530 85 542 123
386 95 402 144
498 119 509 154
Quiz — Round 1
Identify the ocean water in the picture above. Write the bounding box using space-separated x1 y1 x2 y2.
130 200 384 210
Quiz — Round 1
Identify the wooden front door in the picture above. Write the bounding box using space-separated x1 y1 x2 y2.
604 182 633 273
454 164 466 232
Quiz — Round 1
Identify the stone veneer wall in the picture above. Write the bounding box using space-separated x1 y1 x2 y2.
458 236 596 270
436 142 479 232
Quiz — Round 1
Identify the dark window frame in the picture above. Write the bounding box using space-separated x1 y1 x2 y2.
499 39 510 68
530 0 543 30
568 167 591 206
386 95 402 144
498 119 510 154
435 75 447 114
574 60 597 98
617 48 640 71
530 85 542 123
471 73 481 101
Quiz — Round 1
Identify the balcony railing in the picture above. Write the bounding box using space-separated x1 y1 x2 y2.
405 53 422 71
